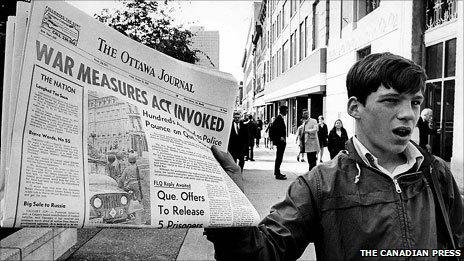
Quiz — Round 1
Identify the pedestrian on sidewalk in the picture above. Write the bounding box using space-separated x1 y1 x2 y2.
228 111 248 172
317 115 328 163
417 108 440 153
256 117 263 148
300 111 319 171
327 119 348 159
270 105 288 180
262 120 269 148
243 115 257 161
295 118 306 162
267 117 275 150
205 52 463 260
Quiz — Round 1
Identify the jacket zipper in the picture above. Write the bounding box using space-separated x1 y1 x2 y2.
393 178 402 193
361 168 422 249
393 171 421 194
392 171 423 250
392 171 422 194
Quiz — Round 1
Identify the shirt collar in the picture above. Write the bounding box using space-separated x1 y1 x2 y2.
352 136 424 177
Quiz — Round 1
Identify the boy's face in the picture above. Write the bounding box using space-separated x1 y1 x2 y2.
355 84 423 156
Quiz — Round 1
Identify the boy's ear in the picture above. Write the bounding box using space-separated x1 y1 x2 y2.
347 97 361 119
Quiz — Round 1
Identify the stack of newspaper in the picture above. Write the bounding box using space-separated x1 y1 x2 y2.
1 0 259 228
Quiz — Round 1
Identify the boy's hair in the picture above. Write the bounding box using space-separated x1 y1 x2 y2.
346 52 427 105
279 105 288 113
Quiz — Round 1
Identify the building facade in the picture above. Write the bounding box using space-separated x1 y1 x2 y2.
248 0 328 133
241 2 263 115
189 26 220 69
246 0 462 187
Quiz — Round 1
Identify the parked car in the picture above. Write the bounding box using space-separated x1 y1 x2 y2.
89 174 138 224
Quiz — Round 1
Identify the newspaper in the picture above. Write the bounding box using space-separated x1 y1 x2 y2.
1 0 260 228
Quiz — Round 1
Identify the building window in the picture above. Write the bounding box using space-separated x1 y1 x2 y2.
426 42 443 79
271 22 275 44
290 32 295 68
313 1 320 50
264 61 267 83
262 28 266 51
304 16 309 57
282 40 289 72
290 0 298 17
271 55 274 80
357 0 380 21
341 0 354 33
292 30 297 66
267 30 270 48
273 54 277 78
444 38 456 77
277 49 281 76
290 0 294 17
299 21 305 61
424 38 456 161
356 45 371 60
283 0 288 29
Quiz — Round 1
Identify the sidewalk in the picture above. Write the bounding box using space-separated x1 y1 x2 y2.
177 136 326 261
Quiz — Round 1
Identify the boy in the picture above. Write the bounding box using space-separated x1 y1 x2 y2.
206 53 463 260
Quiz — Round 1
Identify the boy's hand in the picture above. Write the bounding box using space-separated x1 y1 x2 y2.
211 145 244 191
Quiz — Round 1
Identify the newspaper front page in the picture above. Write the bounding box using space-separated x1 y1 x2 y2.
1 0 260 228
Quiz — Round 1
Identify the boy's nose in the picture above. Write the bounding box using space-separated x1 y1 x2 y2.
397 102 416 121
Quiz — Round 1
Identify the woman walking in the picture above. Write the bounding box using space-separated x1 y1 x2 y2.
317 116 328 162
267 117 275 150
262 120 269 148
327 119 348 159
295 118 306 162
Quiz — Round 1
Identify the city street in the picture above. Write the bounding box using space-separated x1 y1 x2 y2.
63 136 322 261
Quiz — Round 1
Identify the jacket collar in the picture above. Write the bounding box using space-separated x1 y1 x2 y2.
344 138 433 172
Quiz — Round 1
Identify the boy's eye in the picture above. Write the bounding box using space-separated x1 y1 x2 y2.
412 100 422 106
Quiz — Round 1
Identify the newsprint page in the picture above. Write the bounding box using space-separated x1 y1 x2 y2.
0 0 260 228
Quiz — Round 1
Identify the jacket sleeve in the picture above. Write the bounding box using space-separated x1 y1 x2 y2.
444 166 464 249
205 174 320 261
434 157 464 249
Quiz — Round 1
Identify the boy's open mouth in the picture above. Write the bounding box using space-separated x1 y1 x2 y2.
392 127 411 137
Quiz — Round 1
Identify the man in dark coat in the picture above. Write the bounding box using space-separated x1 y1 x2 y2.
228 111 248 172
244 115 257 161
271 105 288 180
255 118 263 148
417 108 440 152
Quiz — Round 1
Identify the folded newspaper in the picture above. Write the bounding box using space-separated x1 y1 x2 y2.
0 0 260 228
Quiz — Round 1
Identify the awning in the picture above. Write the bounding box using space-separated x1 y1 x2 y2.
263 73 326 103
